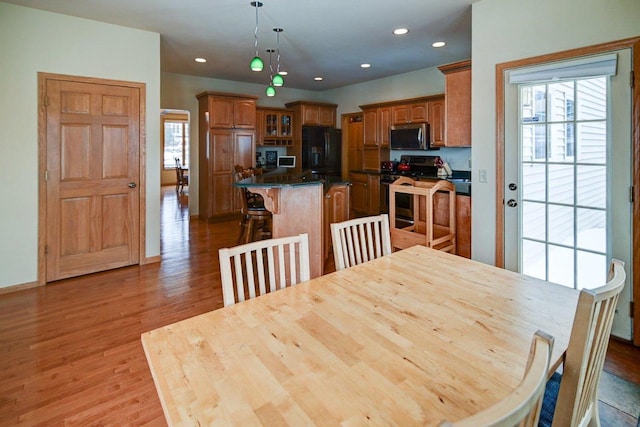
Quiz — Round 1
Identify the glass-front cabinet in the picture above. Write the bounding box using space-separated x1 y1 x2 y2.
257 107 294 146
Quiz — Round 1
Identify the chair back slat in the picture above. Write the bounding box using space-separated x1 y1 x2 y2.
219 234 310 306
551 259 626 427
330 214 392 271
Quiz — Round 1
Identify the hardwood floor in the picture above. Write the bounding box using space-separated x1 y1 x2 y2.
0 186 637 425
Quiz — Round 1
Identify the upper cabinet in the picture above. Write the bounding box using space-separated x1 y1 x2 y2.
391 102 428 125
437 60 471 147
428 97 445 147
256 107 293 146
285 101 337 127
198 92 257 129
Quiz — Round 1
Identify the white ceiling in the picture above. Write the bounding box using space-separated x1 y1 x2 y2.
4 0 478 91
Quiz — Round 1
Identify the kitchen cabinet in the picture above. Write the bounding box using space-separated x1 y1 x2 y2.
437 59 471 147
392 102 428 124
428 98 445 147
256 107 293 146
455 194 471 258
197 92 257 220
205 95 256 129
285 101 337 127
324 184 350 263
349 172 379 217
342 113 363 175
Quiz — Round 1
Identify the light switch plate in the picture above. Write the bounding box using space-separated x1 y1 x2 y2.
479 169 488 183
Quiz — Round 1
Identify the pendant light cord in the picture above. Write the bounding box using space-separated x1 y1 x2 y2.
254 4 259 57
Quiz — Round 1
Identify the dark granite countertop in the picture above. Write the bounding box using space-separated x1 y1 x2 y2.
235 169 349 190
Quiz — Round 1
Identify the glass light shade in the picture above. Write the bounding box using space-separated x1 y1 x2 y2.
265 85 276 97
272 74 284 87
250 56 264 72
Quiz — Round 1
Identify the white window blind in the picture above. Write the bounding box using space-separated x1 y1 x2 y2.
509 53 618 84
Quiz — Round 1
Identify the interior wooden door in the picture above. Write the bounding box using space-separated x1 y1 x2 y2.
45 78 140 281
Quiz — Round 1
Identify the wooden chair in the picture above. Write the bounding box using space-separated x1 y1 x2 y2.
234 165 272 244
538 259 626 427
218 233 310 307
439 331 554 427
330 214 392 271
174 157 188 193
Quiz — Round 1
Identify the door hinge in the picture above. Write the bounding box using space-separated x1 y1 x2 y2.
44 170 48 182
631 301 635 318
630 185 635 203
44 96 49 107
44 245 48 255
631 70 635 88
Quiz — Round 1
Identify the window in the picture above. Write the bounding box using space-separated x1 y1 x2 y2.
162 112 189 169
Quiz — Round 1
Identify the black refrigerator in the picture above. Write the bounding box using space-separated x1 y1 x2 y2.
301 126 342 176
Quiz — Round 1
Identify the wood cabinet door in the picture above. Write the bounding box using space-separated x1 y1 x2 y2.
318 107 335 126
409 103 428 122
429 99 445 147
366 175 380 215
209 130 234 216
456 195 471 258
209 98 234 128
324 184 350 262
391 104 410 124
255 109 264 145
349 174 368 216
445 68 472 147
302 105 319 125
233 99 256 128
363 109 378 146
378 107 391 147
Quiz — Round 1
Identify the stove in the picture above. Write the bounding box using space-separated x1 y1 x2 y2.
380 155 440 183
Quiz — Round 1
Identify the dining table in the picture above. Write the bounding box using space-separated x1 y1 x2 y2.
141 245 579 426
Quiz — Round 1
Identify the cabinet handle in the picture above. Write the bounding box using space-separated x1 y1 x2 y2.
325 194 332 199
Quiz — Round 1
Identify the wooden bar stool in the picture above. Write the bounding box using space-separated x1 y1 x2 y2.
235 165 272 244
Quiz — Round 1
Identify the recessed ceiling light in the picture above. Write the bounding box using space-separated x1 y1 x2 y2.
194 57 207 63
361 63 371 68
279 71 288 76
314 76 323 81
432 41 446 48
393 28 409 35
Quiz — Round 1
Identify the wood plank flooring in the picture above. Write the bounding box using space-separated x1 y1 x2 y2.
0 186 637 425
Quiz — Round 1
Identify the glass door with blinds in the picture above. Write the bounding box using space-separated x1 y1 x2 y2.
503 50 632 338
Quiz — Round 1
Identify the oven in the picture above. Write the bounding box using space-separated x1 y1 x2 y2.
380 174 414 226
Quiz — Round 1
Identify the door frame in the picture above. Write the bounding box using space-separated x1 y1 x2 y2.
495 37 640 345
37 72 148 285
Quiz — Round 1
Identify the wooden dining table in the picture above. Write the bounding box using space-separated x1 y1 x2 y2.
141 245 579 426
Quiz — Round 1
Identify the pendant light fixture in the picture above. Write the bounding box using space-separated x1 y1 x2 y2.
249 1 264 72
265 49 276 96
272 28 285 87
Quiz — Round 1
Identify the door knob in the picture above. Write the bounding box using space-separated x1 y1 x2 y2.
508 183 518 191
128 182 137 188
507 199 518 207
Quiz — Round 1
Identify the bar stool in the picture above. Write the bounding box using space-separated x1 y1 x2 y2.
235 166 272 244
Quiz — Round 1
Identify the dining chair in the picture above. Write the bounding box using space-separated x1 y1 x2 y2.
330 214 392 271
174 157 188 193
439 330 554 427
234 165 272 244
538 259 626 427
218 233 310 307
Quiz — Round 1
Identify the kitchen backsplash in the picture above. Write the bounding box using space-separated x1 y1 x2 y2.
390 147 471 171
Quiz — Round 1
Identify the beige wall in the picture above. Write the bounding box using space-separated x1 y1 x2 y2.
471 0 640 266
0 3 161 288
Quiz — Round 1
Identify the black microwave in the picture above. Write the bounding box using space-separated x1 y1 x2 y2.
389 123 432 150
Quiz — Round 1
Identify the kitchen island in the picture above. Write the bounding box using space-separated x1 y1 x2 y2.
235 169 350 278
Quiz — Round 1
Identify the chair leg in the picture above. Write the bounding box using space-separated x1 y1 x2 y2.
238 215 249 244
246 218 256 244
